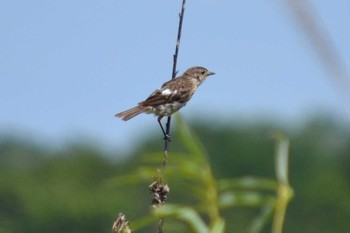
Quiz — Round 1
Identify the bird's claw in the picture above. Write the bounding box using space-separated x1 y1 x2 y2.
163 134 171 142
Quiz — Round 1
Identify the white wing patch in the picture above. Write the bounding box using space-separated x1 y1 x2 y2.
161 89 173 96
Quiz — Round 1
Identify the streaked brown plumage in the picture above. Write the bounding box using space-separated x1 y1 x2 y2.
115 66 215 138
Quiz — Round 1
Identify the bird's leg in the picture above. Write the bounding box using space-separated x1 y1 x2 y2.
158 116 171 141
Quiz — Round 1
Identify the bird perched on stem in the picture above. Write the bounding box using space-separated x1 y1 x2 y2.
115 66 215 140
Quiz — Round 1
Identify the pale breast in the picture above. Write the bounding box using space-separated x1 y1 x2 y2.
147 101 187 116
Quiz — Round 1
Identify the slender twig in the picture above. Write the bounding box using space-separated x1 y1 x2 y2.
163 0 186 166
158 218 164 233
157 1 186 232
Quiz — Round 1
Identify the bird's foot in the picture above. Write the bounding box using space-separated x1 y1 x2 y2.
163 134 171 142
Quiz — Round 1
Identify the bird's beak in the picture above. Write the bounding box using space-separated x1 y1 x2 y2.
208 71 215 76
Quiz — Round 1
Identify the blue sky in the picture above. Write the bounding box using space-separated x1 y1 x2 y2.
1 1 350 152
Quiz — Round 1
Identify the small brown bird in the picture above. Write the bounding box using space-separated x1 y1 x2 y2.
115 66 215 139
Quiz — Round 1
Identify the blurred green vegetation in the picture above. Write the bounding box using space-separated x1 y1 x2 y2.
1 115 350 233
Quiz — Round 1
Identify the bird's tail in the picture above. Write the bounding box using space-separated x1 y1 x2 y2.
115 106 146 121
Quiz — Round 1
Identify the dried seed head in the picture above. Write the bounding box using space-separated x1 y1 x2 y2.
149 181 170 207
112 213 132 233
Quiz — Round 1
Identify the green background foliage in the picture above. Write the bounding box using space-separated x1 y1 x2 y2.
1 116 349 232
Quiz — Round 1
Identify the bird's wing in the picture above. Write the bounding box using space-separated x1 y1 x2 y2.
139 79 192 106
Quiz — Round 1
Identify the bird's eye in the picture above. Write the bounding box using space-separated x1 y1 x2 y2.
201 70 206 75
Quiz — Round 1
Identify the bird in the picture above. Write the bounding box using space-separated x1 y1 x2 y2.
115 66 215 140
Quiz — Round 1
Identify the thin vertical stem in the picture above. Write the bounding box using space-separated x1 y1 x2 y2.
158 1 186 232
163 0 186 164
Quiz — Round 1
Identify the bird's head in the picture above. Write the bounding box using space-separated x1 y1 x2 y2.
184 66 215 85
